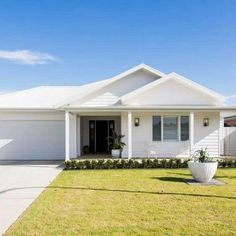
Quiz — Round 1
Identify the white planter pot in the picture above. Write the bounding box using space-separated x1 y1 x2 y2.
188 161 218 183
111 149 121 158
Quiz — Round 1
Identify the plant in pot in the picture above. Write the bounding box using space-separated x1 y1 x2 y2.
83 145 90 154
188 148 218 183
109 131 126 158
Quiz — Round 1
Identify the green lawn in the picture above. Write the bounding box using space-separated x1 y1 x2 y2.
5 169 236 236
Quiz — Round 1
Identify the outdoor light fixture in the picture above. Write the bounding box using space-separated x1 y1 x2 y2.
203 118 209 127
134 118 140 127
110 123 114 129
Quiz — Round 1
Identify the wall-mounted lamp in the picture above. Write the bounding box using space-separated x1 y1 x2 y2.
203 118 209 127
134 118 140 127
109 123 114 129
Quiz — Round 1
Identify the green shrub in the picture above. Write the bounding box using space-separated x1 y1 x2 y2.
233 160 236 168
160 159 167 168
64 158 236 170
176 159 181 168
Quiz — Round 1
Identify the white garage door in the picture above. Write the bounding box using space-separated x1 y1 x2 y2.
0 121 65 160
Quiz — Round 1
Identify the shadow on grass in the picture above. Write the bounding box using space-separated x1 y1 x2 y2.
166 172 191 176
0 185 235 200
166 172 236 180
151 177 185 182
215 175 236 179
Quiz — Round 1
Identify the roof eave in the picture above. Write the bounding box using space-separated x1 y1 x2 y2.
60 105 236 112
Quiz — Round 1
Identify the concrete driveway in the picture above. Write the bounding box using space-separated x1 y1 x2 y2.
0 161 63 235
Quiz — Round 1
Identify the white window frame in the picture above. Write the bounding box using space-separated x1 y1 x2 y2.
152 115 189 142
180 115 190 142
152 116 162 141
163 116 179 142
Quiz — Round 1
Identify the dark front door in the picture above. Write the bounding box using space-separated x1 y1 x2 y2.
89 120 115 154
96 121 108 153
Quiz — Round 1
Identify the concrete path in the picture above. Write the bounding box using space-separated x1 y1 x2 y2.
0 161 63 235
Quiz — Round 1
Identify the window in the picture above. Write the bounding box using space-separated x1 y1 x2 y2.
153 116 161 141
181 116 189 141
163 117 178 140
152 115 189 141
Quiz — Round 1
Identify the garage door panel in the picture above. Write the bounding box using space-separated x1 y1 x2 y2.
0 121 65 160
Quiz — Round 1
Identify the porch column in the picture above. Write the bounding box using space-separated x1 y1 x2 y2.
219 114 224 156
128 111 132 159
189 111 194 156
65 111 77 161
77 116 81 156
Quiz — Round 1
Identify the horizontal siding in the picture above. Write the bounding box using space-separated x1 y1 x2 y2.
131 141 190 158
193 112 220 157
81 92 119 106
122 112 191 158
121 112 220 158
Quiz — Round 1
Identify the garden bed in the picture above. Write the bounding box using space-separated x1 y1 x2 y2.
65 158 236 170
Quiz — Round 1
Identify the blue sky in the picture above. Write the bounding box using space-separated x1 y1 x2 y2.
0 0 235 97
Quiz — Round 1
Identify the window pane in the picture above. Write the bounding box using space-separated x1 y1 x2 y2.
181 116 189 141
153 116 161 141
163 117 177 140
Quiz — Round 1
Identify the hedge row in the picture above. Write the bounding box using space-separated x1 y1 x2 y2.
64 158 236 170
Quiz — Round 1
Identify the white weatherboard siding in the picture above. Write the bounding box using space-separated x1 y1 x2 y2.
121 112 220 158
69 70 160 106
81 93 120 107
124 79 222 106
193 112 220 157
0 112 65 160
121 112 190 158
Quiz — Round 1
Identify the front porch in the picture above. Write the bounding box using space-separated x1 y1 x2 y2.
64 110 203 161
65 112 123 160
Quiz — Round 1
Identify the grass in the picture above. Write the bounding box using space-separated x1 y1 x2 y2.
5 169 236 236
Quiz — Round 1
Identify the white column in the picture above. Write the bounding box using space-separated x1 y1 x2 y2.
128 111 132 159
189 112 194 156
77 116 81 156
219 113 224 156
65 111 70 161
65 111 77 161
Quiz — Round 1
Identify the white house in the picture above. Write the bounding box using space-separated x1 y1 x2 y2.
0 64 235 161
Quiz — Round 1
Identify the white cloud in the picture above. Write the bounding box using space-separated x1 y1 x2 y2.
0 50 58 65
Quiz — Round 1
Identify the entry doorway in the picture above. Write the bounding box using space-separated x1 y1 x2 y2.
89 120 115 154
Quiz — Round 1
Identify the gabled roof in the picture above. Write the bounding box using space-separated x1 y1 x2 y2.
121 72 225 103
0 79 109 109
57 63 166 108
0 63 231 110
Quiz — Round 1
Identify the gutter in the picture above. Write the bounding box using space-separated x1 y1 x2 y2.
0 107 58 112
60 105 236 112
0 105 235 113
